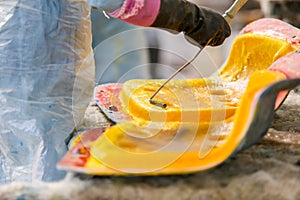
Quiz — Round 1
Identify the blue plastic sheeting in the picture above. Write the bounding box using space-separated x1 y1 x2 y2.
0 0 94 183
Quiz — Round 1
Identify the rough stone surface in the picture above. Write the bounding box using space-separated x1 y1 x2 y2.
0 88 299 200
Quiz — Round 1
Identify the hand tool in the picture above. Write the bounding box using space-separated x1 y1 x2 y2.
149 0 249 108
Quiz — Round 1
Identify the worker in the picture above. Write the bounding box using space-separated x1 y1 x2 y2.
0 0 230 183
88 0 231 47
0 1 94 183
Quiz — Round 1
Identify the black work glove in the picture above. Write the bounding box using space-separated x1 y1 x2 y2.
151 0 231 47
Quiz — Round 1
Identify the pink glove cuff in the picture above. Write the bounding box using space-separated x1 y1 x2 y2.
109 0 161 27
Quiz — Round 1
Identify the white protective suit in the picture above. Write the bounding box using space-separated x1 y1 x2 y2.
0 1 94 183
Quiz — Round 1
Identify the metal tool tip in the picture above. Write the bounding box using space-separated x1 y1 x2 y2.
149 99 167 109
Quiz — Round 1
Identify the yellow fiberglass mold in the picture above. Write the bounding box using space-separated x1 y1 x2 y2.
57 18 300 176
118 33 295 126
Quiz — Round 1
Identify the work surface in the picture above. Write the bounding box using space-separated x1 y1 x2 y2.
1 88 300 200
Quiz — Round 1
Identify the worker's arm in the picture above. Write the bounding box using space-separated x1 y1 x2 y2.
88 0 123 12
88 0 231 47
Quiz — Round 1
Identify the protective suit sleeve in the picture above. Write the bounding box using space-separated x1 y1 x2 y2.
106 0 231 47
87 0 124 12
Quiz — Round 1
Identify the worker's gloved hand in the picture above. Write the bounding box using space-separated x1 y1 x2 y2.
91 0 231 47
151 0 231 47
87 0 123 12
